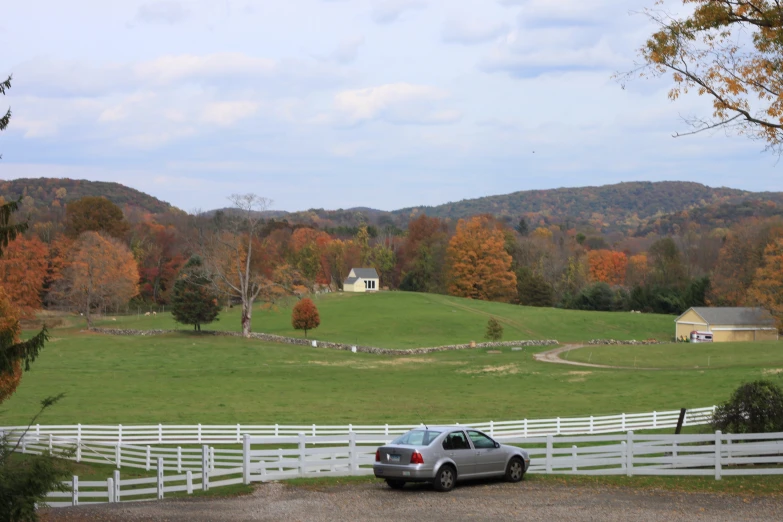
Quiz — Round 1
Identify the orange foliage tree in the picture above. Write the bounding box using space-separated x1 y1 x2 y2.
748 238 783 331
0 235 48 318
291 297 321 338
0 287 23 403
588 250 628 286
447 216 517 302
635 1 783 152
56 231 139 325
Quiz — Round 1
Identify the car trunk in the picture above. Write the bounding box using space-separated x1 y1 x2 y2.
378 445 418 466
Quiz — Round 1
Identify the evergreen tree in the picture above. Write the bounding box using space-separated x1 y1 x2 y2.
170 257 220 332
485 317 503 341
516 267 553 307
515 217 529 236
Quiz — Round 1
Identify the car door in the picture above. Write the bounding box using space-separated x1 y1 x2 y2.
468 430 506 476
442 430 475 478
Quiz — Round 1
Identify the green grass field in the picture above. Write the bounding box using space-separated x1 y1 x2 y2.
1 328 779 426
95 292 675 347
567 342 783 370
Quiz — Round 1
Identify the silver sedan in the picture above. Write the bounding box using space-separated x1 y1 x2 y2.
373 426 530 492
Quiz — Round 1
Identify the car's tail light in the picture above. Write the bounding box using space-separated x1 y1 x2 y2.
375 450 380 462
410 451 424 464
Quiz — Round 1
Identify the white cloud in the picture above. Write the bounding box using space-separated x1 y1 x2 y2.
200 101 260 127
331 36 365 64
442 19 510 45
332 83 460 125
134 53 276 85
372 0 426 25
133 1 190 25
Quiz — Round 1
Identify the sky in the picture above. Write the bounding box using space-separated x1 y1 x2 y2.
0 0 779 213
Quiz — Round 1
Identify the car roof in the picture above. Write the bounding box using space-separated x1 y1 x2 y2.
410 426 479 431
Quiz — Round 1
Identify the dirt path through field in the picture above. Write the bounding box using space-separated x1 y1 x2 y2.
534 344 662 370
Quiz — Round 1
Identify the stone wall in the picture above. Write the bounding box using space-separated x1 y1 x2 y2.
587 339 668 346
88 327 558 355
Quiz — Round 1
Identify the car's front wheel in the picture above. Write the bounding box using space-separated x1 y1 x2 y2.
433 465 456 492
386 479 405 489
505 457 525 483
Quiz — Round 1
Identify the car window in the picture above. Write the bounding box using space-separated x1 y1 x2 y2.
468 430 496 449
391 430 442 446
442 431 471 450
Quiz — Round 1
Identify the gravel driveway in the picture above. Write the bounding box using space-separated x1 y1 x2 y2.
41 480 783 521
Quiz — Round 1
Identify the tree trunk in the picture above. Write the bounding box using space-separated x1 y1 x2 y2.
242 301 252 337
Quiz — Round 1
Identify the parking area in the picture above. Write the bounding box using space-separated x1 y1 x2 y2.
42 479 783 522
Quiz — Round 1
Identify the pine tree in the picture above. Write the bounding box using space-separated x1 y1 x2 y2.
170 257 220 332
485 318 503 341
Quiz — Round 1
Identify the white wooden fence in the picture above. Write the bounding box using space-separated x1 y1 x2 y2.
3 406 716 445
41 430 783 508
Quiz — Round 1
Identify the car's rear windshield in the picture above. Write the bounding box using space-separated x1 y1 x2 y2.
391 430 442 446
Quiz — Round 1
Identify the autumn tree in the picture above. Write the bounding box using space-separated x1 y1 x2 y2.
55 232 139 326
399 215 449 293
748 238 783 330
447 216 517 302
634 1 783 152
198 194 284 337
588 249 628 286
0 236 48 318
170 257 220 332
65 196 130 240
292 297 320 338
516 267 553 307
648 238 686 288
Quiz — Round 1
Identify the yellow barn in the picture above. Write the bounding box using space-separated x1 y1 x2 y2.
675 307 779 342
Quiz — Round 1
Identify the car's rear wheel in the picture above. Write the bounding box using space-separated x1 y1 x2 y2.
386 479 406 489
433 465 456 492
505 457 525 483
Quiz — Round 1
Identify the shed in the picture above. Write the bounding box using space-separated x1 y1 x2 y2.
675 307 779 342
342 268 380 293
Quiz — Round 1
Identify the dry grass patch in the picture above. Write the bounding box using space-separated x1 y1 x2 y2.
763 369 783 375
566 370 592 382
458 364 520 375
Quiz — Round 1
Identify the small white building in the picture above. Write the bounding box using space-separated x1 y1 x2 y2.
343 268 380 293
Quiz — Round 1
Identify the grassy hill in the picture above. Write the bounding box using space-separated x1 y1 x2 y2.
103 292 675 347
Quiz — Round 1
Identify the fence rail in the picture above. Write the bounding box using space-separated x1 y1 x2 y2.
41 429 783 509
4 406 716 446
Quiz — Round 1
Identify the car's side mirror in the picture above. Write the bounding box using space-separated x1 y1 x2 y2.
494 442 500 448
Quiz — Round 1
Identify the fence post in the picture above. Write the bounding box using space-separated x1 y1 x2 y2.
622 413 626 431
76 441 81 463
524 419 528 438
620 441 628 469
237 424 241 443
715 431 722 480
556 417 561 435
48 433 53 453
177 447 182 473
312 424 317 437
157 457 164 499
653 411 657 429
202 445 210 491
72 476 79 506
243 434 251 485
490 420 494 438
545 434 553 473
36 424 40 442
159 423 163 444
571 445 578 472
298 433 307 477
186 471 193 494
77 423 81 454
118 424 122 445
146 446 151 471
115 443 121 468
626 431 634 477
198 424 202 444
107 477 114 503
275 424 279 437
113 470 120 502
385 424 389 437
349 431 358 473
589 416 594 434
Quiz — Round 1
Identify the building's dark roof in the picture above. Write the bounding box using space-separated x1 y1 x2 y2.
343 277 359 285
683 307 775 326
351 268 379 279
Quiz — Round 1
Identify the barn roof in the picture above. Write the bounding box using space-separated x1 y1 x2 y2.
679 307 775 326
351 268 379 279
